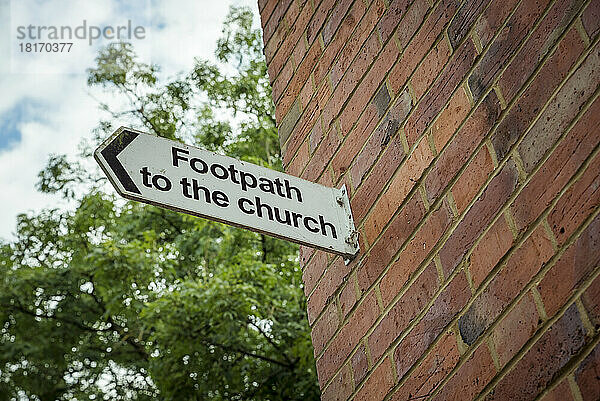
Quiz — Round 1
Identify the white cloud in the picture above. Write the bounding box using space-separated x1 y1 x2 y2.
0 0 262 240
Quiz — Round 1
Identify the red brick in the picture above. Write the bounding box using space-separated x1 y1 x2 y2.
490 292 540 368
357 196 426 292
338 39 400 137
547 151 600 246
575 341 600 401
303 250 328 296
329 0 386 88
404 38 478 147
307 256 351 324
394 272 470 380
498 0 587 103
492 27 585 161
302 127 341 181
390 330 460 401
346 89 412 189
351 343 369 385
439 158 518 277
379 204 451 306
469 215 514 289
313 0 366 86
431 342 496 401
432 86 471 152
582 273 600 328
389 0 459 95
339 279 357 318
377 0 412 43
447 0 492 48
582 0 600 39
452 145 494 214
426 91 501 202
354 356 395 401
312 302 340 357
286 139 310 177
486 304 586 401
330 104 379 182
512 95 600 231
412 38 452 100
539 213 600 318
351 135 407 223
262 0 293 51
259 0 278 34
369 262 439 361
459 226 554 345
321 363 353 401
364 136 433 244
519 41 600 174
307 0 336 45
316 291 380 384
540 379 574 401
272 56 295 104
321 0 354 46
474 0 520 49
469 0 551 101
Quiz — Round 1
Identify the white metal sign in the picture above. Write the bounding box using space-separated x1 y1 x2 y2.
94 127 359 258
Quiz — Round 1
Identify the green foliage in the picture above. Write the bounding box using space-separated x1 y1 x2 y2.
0 7 319 400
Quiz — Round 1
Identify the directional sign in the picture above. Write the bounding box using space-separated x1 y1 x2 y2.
95 127 359 258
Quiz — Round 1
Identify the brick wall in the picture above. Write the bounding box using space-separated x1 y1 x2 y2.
259 0 600 399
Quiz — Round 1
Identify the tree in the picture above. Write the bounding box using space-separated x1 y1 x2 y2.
0 7 320 400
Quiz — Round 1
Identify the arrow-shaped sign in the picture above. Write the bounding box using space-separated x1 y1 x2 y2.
95 127 359 258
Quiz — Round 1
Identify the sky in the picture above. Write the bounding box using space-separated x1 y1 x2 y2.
0 0 259 240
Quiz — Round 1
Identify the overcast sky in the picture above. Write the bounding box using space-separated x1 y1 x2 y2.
0 0 258 240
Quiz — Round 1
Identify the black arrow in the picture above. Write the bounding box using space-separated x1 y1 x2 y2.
99 129 141 194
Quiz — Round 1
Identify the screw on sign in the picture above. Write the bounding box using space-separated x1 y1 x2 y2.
95 127 360 259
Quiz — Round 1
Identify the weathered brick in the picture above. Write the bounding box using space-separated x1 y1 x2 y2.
582 0 600 39
538 213 600 318
262 0 293 51
518 41 600 174
452 145 494 214
279 98 302 147
485 304 586 401
364 136 433 244
372 84 391 118
303 249 328 296
286 139 310 177
316 291 380 385
498 0 587 103
394 272 470 380
469 214 513 289
492 27 585 161
448 0 492 49
582 273 600 328
357 195 426 292
490 292 540 368
547 151 600 246
351 343 369 385
339 279 357 318
321 0 353 46
307 256 351 324
307 0 336 45
389 0 458 95
474 0 520 49
432 86 471 152
351 135 406 223
379 204 451 306
431 342 497 401
426 91 501 202
321 363 353 401
390 330 460 401
354 356 395 401
438 158 518 277
312 302 340 356
512 95 600 231
470 0 552 101
264 1 299 63
377 0 412 43
411 38 452 100
405 37 478 146
575 342 600 401
369 262 439 361
302 127 341 181
459 226 554 345
540 380 575 401
329 0 386 88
